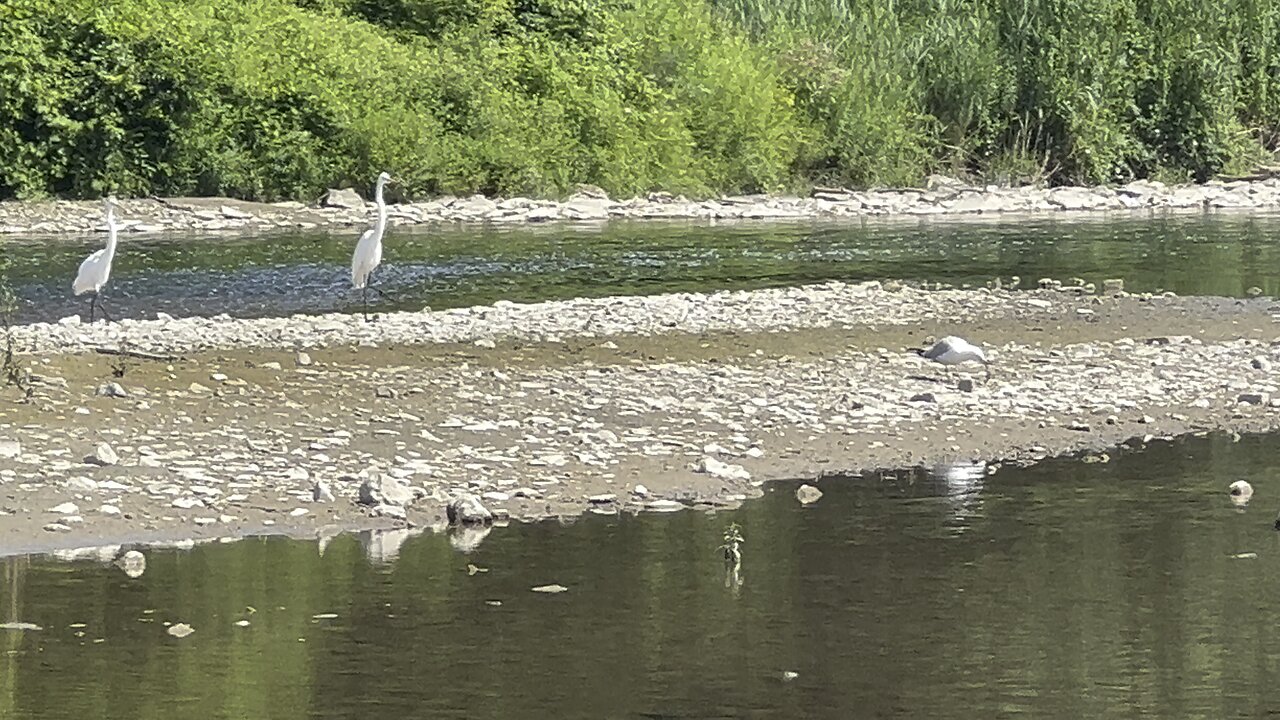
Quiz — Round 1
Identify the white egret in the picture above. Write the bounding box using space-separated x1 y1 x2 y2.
351 171 393 321
913 336 991 380
73 197 121 322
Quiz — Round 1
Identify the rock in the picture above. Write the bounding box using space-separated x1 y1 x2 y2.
795 484 823 505
295 351 313 367
531 584 569 594
48 502 79 515
446 494 493 525
0 439 18 459
358 475 419 507
645 499 685 513
695 456 751 481
86 442 119 466
587 493 617 505
632 484 650 497
96 382 128 398
115 550 146 578
312 480 335 503
957 379 975 393
910 392 937 403
370 503 407 520
1102 278 1125 294
219 205 253 220
98 504 121 516
1238 392 1268 405
0 622 42 631
43 523 71 533
375 386 398 399
166 623 195 639
322 188 364 209
1252 357 1272 371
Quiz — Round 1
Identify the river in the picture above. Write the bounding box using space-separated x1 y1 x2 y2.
7 213 1280 323
0 432 1276 718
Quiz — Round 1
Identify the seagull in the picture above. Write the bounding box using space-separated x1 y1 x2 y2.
912 336 991 379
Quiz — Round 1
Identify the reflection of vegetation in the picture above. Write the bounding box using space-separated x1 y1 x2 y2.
719 522 744 567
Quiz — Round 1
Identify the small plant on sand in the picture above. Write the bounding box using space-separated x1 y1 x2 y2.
0 266 31 398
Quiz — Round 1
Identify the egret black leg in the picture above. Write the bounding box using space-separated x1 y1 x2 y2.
362 286 370 323
98 293 113 323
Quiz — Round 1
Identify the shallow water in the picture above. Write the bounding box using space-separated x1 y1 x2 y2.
8 213 1280 323
3 432 1279 718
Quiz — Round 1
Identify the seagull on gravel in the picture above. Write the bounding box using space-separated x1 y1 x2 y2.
912 336 991 380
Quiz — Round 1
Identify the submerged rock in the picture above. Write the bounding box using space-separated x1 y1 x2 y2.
795 484 823 505
115 550 146 578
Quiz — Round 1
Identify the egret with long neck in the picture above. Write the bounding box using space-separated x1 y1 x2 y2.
351 171 393 321
73 197 121 322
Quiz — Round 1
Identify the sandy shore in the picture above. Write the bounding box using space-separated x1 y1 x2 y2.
4 177 1280 238
2 281 1279 559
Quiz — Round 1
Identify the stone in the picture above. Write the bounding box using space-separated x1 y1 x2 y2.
957 379 975 393
375 386 398 399
370 504 407 520
85 442 119 466
166 623 195 639
587 493 617 504
48 502 79 515
632 484 650 497
96 382 128 398
447 494 493 525
322 188 364 209
358 475 419 507
1102 279 1125 294
0 439 18 459
295 351 313 367
695 456 751 481
795 484 823 505
531 584 569 594
1252 357 1272 371
43 523 72 533
910 392 937 403
1238 392 1268 405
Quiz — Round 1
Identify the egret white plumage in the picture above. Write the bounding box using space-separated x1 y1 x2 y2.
73 197 121 322
913 336 991 379
351 171 393 321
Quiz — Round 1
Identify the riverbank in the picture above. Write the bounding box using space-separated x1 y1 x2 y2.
4 177 1280 237
2 282 1279 557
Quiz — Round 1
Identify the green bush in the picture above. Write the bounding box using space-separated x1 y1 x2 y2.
1 0 1278 201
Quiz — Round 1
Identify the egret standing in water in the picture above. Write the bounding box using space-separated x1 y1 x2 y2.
913 336 991 380
73 197 121 323
351 171 393 321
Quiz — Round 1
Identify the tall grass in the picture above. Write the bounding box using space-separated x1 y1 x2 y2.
715 0 1276 186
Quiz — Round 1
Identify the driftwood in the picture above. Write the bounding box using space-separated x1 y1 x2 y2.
92 347 177 362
